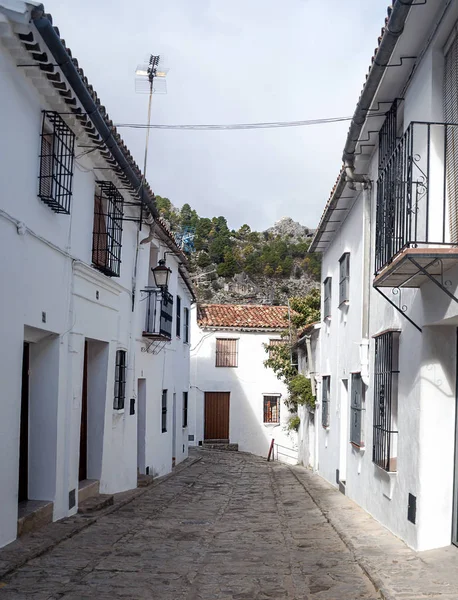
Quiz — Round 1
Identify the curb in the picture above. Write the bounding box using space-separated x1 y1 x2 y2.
286 466 397 600
0 455 202 581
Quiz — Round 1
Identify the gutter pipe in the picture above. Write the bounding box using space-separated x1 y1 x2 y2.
342 0 413 170
31 10 158 219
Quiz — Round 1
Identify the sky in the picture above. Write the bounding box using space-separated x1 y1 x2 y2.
42 0 389 231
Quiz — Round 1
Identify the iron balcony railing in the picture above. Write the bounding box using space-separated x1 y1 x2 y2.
142 289 173 339
375 121 458 274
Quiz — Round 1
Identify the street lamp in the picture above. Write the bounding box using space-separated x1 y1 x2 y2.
151 259 171 290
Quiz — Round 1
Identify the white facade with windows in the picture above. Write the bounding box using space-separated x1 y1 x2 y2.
307 0 458 551
0 1 193 549
189 304 297 461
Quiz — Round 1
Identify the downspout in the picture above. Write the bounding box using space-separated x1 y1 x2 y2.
360 187 372 386
342 0 413 172
31 8 158 220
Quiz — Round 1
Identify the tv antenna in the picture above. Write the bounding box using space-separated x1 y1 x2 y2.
135 54 169 180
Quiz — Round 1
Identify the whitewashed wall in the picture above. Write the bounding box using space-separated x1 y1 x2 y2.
189 313 297 462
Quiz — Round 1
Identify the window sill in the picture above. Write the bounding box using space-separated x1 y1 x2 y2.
338 300 349 309
113 409 125 415
263 422 280 427
350 442 365 451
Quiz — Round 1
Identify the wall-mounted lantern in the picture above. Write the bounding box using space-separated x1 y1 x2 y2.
151 259 171 290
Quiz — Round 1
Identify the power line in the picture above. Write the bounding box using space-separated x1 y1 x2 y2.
113 114 385 131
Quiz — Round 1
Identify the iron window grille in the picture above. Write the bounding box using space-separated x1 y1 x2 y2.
92 181 124 277
339 253 350 306
350 373 364 446
323 278 332 320
161 389 167 433
373 331 400 472
322 376 330 428
378 99 403 172
38 111 75 214
215 338 238 367
114 350 127 410
176 296 181 337
184 307 190 343
268 338 284 359
143 289 174 339
263 395 280 424
183 391 188 428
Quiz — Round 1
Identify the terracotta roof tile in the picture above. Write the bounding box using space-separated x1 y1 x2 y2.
197 304 290 330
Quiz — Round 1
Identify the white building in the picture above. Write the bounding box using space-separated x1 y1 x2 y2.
0 1 194 549
308 0 458 551
190 304 298 462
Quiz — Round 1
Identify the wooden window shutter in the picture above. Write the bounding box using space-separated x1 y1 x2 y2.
444 35 458 243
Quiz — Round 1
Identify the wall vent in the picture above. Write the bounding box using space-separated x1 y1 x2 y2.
336 469 340 484
188 434 195 441
69 489 76 509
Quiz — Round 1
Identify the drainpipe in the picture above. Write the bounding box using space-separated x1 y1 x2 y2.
31 8 158 220
342 0 413 170
360 186 372 386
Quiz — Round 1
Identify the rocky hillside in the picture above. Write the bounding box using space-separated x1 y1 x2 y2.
155 196 320 305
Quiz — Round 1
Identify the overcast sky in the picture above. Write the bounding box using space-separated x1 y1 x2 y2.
43 0 388 231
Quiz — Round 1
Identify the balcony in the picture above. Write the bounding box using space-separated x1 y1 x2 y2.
142 289 173 340
374 121 458 289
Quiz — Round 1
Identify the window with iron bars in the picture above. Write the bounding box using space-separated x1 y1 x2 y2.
161 390 168 433
268 338 284 359
184 307 190 343
322 375 330 428
350 373 364 447
323 278 332 319
339 253 350 306
176 296 181 337
38 111 75 214
373 331 400 472
92 181 124 277
216 338 238 367
114 350 127 410
182 391 188 428
263 395 280 424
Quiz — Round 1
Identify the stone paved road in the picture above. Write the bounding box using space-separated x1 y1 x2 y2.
0 450 380 599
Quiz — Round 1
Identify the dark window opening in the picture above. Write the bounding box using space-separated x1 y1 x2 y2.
38 111 75 214
263 395 280 423
176 296 181 337
216 338 238 367
339 253 350 306
114 350 126 410
323 278 332 319
183 391 188 428
322 375 330 428
92 181 124 277
162 389 168 433
373 331 400 472
184 307 190 343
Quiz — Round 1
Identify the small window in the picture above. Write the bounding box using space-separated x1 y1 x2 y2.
38 111 75 214
176 296 181 337
323 277 332 319
92 181 124 277
216 338 238 367
322 375 330 428
339 253 350 305
373 331 400 472
268 338 284 359
114 350 126 410
184 307 190 343
183 391 188 428
161 390 168 433
263 395 280 423
350 373 364 446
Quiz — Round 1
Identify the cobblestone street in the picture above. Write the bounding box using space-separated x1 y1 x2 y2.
0 450 380 600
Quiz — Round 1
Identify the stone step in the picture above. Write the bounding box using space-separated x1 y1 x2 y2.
17 500 53 537
137 474 155 488
78 479 99 503
203 443 239 452
78 494 114 514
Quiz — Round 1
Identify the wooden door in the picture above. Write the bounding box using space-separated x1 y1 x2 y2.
79 342 88 481
18 343 29 503
204 392 230 441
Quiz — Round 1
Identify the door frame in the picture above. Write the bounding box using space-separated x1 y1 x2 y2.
18 343 30 503
452 328 458 546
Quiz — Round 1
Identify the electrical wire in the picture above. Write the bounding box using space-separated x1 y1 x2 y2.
113 114 386 131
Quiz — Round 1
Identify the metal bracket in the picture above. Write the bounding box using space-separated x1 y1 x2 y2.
141 340 168 355
374 286 422 333
375 56 417 68
407 256 458 305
